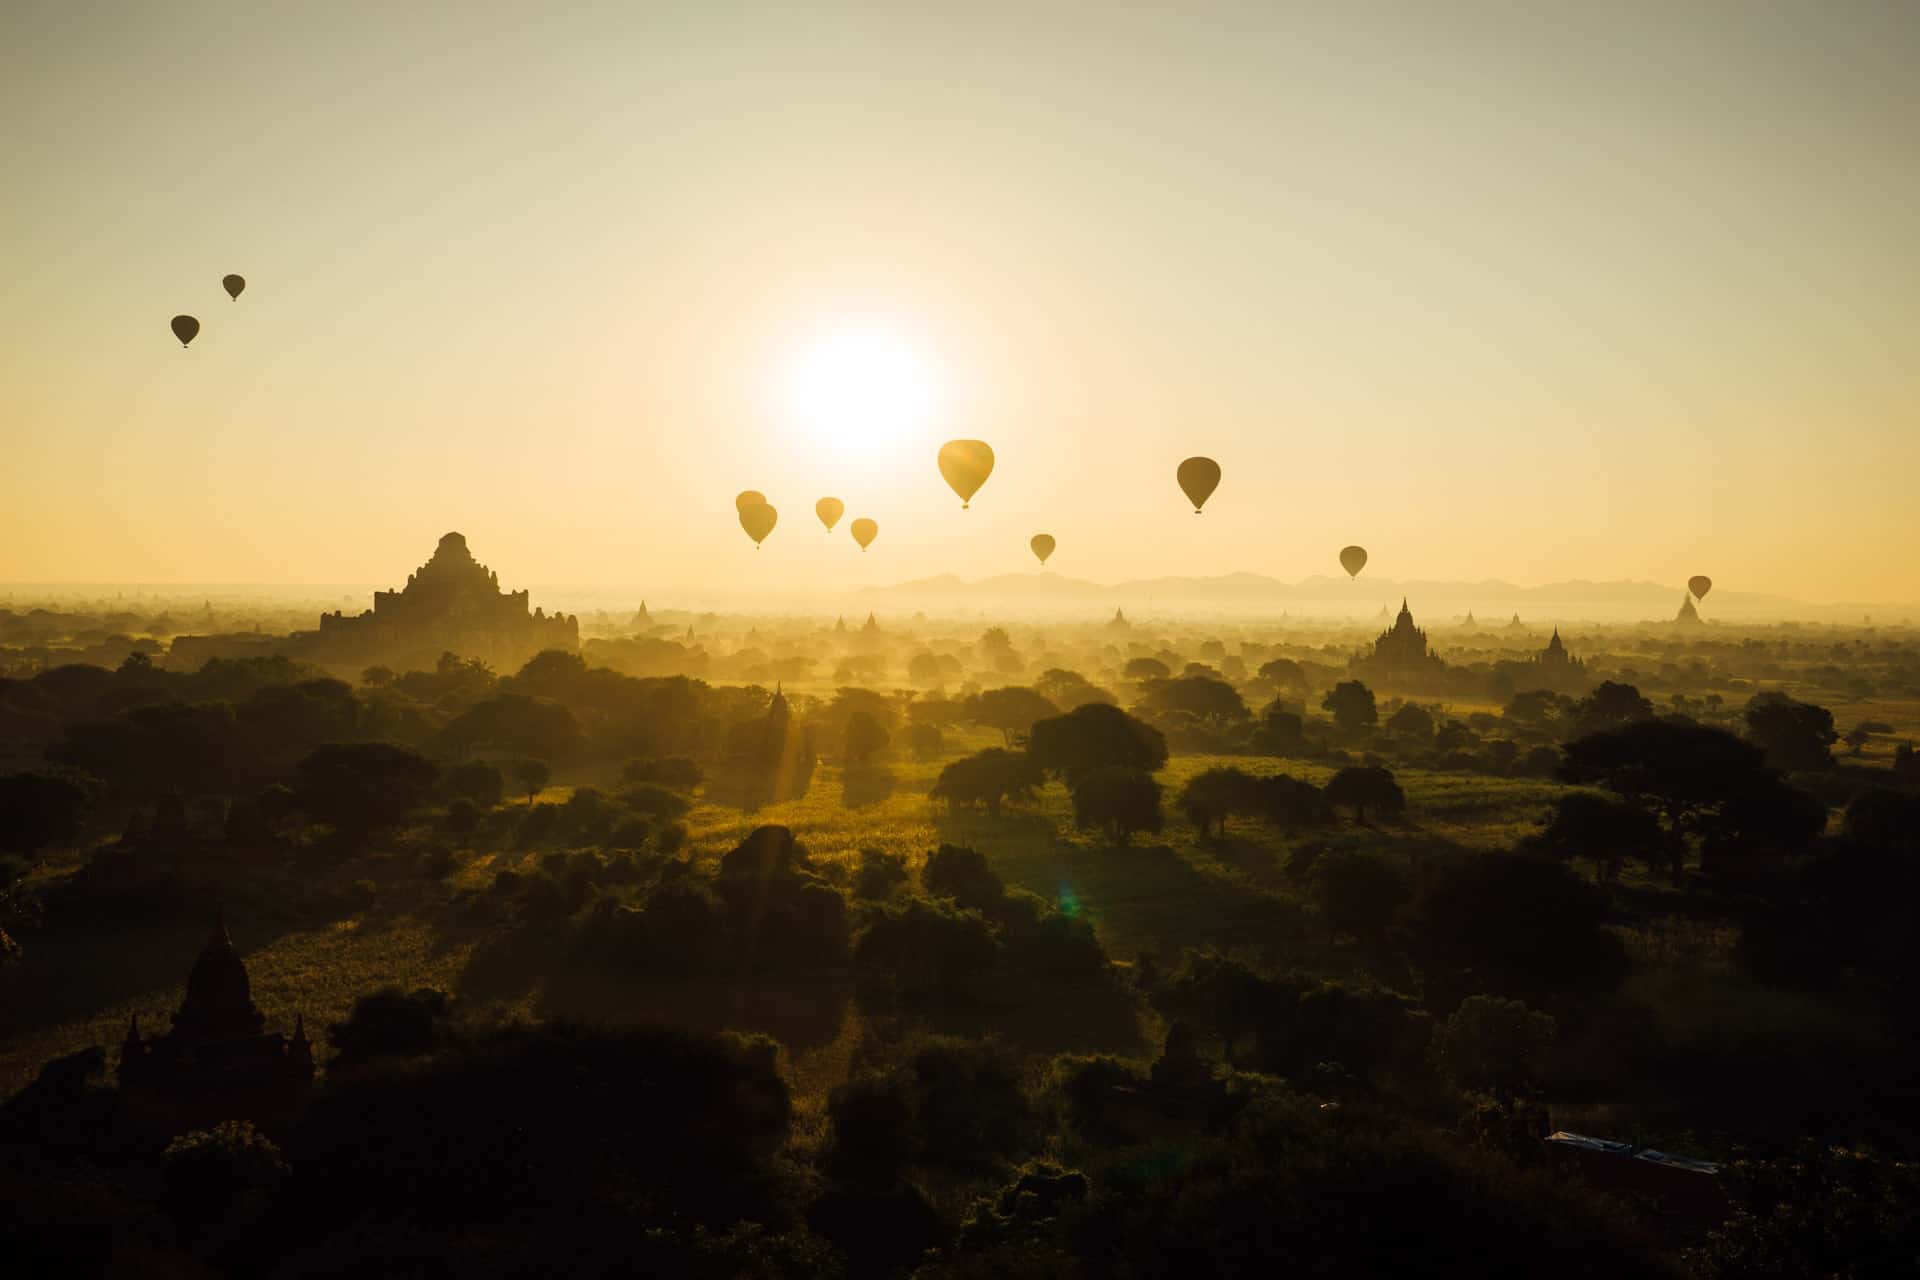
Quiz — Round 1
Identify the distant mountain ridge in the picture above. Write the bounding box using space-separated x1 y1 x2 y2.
861 571 1898 622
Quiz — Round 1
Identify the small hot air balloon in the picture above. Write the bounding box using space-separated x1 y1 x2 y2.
222 274 246 301
1176 456 1221 513
1339 546 1368 579
850 518 878 551
937 440 994 508
1030 534 1055 566
1688 575 1712 600
735 490 767 513
739 502 777 549
816 497 845 532
170 315 200 348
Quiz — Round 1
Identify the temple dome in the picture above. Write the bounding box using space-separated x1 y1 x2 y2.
173 910 265 1040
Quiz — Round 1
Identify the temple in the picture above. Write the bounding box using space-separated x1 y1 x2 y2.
1675 594 1703 625
300 532 577 671
1354 599 1446 682
118 910 314 1136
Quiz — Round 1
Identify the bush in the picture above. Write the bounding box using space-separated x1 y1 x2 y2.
618 782 692 823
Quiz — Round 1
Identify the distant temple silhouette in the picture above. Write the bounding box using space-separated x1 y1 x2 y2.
118 910 313 1136
307 532 577 670
1675 594 1703 625
1355 599 1445 680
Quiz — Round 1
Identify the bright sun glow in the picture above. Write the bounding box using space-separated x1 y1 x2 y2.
776 324 942 459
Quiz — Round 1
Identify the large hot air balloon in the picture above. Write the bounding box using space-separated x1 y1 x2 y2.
735 490 767 513
222 274 246 301
170 315 199 348
1176 456 1221 513
816 497 845 532
1030 534 1056 566
850 518 878 551
739 502 777 548
1339 546 1368 579
937 440 994 508
1688 575 1712 600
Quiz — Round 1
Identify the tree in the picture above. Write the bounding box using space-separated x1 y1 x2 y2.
1032 668 1115 709
1325 765 1405 822
1177 767 1264 837
1743 691 1838 772
1027 703 1167 779
1530 791 1664 881
1433 995 1557 1098
1843 723 1874 756
922 843 1006 912
294 742 437 842
1385 702 1435 738
1069 767 1164 845
1258 657 1308 693
440 694 580 760
1135 675 1248 723
930 748 1045 818
968 686 1058 747
844 710 891 764
618 782 691 822
1311 852 1408 944
1250 706 1308 755
1502 689 1562 726
1321 680 1377 734
1844 788 1920 854
512 758 552 806
0 770 94 855
1123 657 1170 681
444 759 504 809
1559 720 1771 878
1415 854 1629 1003
1262 773 1334 832
1566 681 1653 736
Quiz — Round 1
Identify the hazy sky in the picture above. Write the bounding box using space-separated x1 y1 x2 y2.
5 1 1918 602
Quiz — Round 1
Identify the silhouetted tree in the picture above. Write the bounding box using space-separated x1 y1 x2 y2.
1262 773 1335 831
1250 705 1308 755
1433 995 1557 1098
844 710 890 764
930 748 1044 818
1123 656 1171 681
1386 702 1435 738
1567 680 1653 736
1321 680 1378 734
1312 851 1408 944
1743 690 1838 772
1559 720 1771 878
1416 854 1629 1003
511 758 551 806
922 844 1005 913
444 759 505 809
1032 668 1116 709
0 770 94 855
1326 765 1405 822
294 742 437 843
1530 791 1664 881
1027 703 1168 778
969 686 1058 747
1177 766 1264 837
1136 675 1248 723
1069 767 1163 845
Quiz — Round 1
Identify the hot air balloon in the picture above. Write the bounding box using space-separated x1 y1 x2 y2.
1176 456 1221 513
735 490 767 513
1688 575 1712 600
937 440 994 508
851 518 878 551
222 274 246 301
816 497 845 532
1339 546 1368 579
1030 534 1056 566
170 315 199 348
739 502 777 549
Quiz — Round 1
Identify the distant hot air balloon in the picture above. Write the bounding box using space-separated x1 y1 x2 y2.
815 497 845 532
222 274 246 301
1339 546 1368 579
937 440 994 508
735 490 767 513
170 315 199 348
739 502 777 549
1176 456 1221 513
1030 534 1056 566
1688 575 1713 600
851 518 878 551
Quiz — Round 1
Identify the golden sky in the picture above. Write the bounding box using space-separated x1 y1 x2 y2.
4 2 1917 603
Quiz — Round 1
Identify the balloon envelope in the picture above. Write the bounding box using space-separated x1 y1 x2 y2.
222 274 246 301
937 440 995 508
851 518 878 551
735 490 767 513
1688 575 1712 600
815 497 844 531
1176 456 1221 512
739 502 777 547
170 315 199 347
1030 533 1055 565
1339 546 1368 578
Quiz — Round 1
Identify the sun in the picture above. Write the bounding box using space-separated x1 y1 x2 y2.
776 323 942 460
